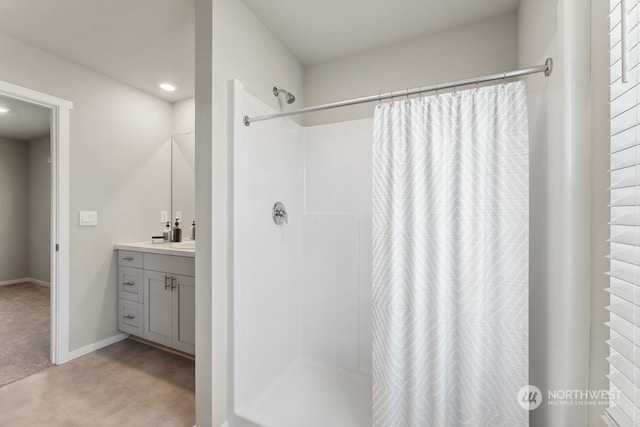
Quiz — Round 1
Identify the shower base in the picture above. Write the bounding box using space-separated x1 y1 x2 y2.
237 360 372 427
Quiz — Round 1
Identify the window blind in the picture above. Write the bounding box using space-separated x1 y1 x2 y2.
606 0 640 425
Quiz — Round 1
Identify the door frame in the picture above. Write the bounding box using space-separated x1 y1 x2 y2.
0 80 72 364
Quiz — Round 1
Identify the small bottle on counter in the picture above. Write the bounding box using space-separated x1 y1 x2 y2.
173 219 182 242
163 221 172 242
190 220 195 240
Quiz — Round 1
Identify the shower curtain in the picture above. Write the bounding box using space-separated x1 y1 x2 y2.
372 81 529 426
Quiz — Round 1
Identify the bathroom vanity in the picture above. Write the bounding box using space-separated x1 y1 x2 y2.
114 241 195 356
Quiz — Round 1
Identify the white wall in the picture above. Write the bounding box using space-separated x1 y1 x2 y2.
214 0 304 113
28 136 51 283
194 1 215 425
0 32 172 351
519 0 591 425
588 0 610 426
172 97 195 135
195 0 306 424
0 137 28 281
234 91 304 413
302 119 373 374
0 135 52 284
304 12 518 126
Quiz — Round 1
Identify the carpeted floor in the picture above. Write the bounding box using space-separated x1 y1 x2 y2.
0 282 51 387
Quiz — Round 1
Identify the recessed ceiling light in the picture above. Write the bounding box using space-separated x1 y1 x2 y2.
159 82 177 92
0 107 10 114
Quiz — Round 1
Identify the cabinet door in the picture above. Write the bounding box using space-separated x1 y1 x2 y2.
172 274 195 355
143 270 173 347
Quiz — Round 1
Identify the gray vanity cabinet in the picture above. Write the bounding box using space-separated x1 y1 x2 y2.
117 249 195 356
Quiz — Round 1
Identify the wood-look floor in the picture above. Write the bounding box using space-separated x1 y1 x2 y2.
0 339 195 427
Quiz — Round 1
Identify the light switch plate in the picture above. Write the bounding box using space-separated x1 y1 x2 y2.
175 211 182 221
160 211 168 223
79 211 98 226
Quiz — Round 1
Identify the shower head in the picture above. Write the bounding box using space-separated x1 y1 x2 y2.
285 92 295 104
273 86 296 104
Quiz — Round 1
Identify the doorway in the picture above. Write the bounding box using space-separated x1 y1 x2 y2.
0 80 72 366
0 95 51 384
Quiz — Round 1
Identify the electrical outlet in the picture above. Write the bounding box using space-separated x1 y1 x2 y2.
161 211 168 223
176 211 182 221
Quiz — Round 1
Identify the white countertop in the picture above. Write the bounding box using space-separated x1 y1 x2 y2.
115 240 195 258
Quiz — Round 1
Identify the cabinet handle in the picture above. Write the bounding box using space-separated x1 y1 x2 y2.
171 276 177 291
164 275 170 290
123 282 135 287
122 256 134 261
124 315 135 320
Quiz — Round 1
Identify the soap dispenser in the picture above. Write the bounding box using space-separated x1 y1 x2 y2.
190 220 195 241
163 221 172 242
173 219 182 242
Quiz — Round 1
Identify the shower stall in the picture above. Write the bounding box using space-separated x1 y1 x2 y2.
231 80 374 426
229 63 539 424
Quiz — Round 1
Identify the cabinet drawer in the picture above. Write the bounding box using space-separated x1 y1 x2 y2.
144 253 195 277
118 250 143 268
118 266 144 303
118 298 143 337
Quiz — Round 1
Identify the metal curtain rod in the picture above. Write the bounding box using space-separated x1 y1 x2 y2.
243 58 553 126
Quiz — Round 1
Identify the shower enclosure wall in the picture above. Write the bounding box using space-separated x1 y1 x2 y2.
231 80 373 426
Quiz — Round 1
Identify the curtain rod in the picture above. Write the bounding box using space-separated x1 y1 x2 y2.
243 58 552 127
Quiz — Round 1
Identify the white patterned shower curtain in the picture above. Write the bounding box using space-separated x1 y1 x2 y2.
372 81 529 426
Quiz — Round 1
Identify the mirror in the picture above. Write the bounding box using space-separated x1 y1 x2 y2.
171 132 195 231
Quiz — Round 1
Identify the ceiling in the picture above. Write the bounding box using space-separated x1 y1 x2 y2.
0 95 50 142
0 0 518 104
0 0 195 103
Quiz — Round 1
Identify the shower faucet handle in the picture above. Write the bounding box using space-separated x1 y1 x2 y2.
272 202 288 225
275 207 288 224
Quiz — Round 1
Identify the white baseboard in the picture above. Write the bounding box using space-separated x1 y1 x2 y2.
27 278 50 287
0 277 51 287
68 332 129 361
0 278 30 287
